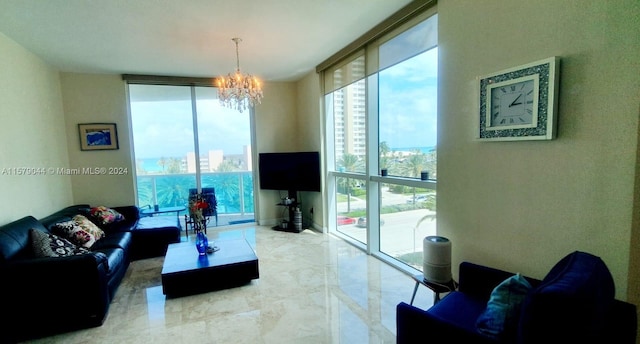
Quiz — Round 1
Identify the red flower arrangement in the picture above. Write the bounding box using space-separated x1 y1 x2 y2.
189 196 209 231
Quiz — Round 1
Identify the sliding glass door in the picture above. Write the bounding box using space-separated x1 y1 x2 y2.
128 84 255 225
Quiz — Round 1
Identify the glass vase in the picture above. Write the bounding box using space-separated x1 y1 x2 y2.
195 231 208 255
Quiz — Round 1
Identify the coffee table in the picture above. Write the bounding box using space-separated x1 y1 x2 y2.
161 238 259 297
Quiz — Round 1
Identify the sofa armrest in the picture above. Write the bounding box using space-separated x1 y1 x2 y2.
0 253 110 327
458 262 540 300
101 205 139 232
111 205 140 221
396 302 495 344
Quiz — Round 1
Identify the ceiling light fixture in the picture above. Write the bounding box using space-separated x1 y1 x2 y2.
216 38 263 113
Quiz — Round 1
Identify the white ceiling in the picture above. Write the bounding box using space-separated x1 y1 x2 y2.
0 0 412 82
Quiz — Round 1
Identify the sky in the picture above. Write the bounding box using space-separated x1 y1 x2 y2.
379 47 438 150
130 86 251 159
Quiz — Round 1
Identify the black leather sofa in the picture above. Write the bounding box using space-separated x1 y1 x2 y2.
0 204 180 343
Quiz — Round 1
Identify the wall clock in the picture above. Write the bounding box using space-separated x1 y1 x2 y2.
477 56 560 141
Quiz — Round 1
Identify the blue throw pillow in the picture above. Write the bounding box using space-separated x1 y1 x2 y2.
476 273 533 340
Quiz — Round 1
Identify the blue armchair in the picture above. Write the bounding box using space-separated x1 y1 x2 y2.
396 251 637 343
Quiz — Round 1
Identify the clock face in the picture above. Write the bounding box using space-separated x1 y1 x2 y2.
477 56 558 141
488 77 537 129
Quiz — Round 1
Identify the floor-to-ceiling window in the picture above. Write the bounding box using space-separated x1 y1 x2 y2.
322 6 437 273
127 83 255 226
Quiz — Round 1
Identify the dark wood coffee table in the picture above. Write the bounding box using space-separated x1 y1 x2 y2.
161 238 259 297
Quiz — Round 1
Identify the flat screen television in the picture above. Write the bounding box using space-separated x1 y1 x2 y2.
258 151 321 198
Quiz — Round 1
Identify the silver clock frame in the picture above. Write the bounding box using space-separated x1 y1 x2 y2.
477 56 560 141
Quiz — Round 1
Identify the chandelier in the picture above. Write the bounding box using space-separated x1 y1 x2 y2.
216 38 263 113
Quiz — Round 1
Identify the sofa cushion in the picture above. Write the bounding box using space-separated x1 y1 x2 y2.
476 273 532 340
518 251 615 343
89 206 125 225
91 231 132 252
30 229 89 257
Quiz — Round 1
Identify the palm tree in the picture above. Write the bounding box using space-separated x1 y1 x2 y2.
156 175 190 207
214 173 240 213
403 149 427 178
337 153 362 212
338 153 361 172
379 141 391 169
167 157 182 174
216 160 239 172
157 157 168 173
413 213 437 254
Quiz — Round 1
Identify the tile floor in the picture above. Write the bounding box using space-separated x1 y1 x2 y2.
29 226 435 344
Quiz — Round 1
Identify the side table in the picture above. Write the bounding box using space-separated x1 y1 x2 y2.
410 273 457 305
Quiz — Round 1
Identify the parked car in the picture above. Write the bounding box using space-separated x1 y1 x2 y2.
406 195 429 204
356 217 385 228
337 216 356 225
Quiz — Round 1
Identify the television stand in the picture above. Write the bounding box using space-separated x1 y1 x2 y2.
273 201 303 233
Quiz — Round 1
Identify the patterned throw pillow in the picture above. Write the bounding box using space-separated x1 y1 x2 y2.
89 206 125 225
30 229 89 257
52 219 96 248
72 214 105 240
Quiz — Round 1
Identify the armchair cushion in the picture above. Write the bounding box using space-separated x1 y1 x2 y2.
428 292 488 333
476 273 532 340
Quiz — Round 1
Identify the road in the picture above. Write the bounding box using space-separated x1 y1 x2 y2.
338 209 436 256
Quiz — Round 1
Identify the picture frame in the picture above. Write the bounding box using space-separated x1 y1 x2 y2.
78 123 119 151
477 56 560 141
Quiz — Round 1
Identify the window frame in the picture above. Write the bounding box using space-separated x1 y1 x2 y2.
321 6 438 274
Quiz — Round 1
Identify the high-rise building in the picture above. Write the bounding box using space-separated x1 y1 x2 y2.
333 56 366 164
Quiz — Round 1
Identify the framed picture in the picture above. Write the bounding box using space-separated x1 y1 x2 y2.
78 123 119 151
477 56 560 141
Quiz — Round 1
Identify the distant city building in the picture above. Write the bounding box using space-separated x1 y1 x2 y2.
186 146 252 172
333 57 366 160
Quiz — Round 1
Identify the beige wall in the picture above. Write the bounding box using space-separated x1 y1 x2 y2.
295 71 325 230
437 0 639 300
0 33 73 223
253 82 298 225
60 73 135 207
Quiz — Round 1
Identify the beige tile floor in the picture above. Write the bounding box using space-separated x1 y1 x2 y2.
29 226 435 344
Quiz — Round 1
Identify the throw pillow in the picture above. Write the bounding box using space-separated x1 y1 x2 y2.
89 206 125 225
476 273 533 340
72 214 105 241
30 229 89 257
52 219 96 248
